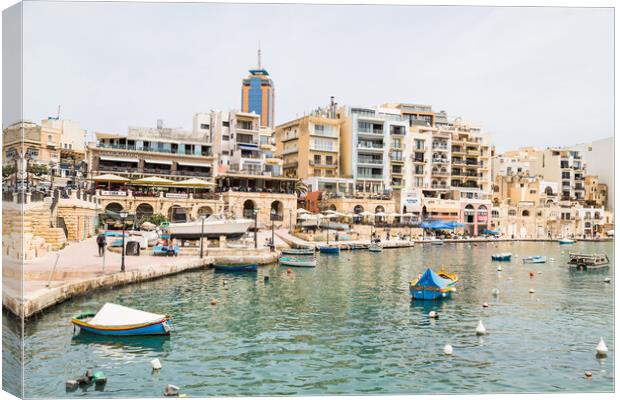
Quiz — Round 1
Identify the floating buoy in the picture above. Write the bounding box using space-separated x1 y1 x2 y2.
550 258 555 261
482 303 489 308
492 288 500 296
210 298 217 306
538 271 542 275
66 380 78 391
223 280 227 285
151 358 162 370
85 369 94 381
476 320 487 335
164 384 180 396
428 311 438 318
287 268 292 274
443 344 453 355
529 288 535 294
496 266 503 271
529 272 534 277
596 337 608 357
93 371 107 386
584 371 593 379
264 276 270 282
604 277 611 283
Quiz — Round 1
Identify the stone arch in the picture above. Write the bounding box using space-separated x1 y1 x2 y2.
353 204 364 214
375 205 385 213
168 204 188 223
508 209 517 216
544 186 553 195
135 203 154 220
242 199 255 219
522 210 530 217
594 211 601 219
329 204 337 211
197 206 214 218
105 202 123 214
270 200 283 220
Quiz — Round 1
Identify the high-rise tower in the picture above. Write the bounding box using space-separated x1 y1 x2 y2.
241 45 275 128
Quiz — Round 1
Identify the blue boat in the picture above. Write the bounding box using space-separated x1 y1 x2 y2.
319 245 340 254
559 239 576 245
71 303 172 336
491 253 512 261
523 256 547 264
409 268 458 300
213 263 258 272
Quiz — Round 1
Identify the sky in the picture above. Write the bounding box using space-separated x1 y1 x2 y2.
9 2 615 152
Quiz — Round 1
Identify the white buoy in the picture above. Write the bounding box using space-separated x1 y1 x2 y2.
476 320 487 335
443 344 453 355
496 266 503 271
550 258 555 261
536 298 540 302
604 277 611 283
428 311 438 318
538 271 542 275
451 287 457 292
151 358 162 370
529 288 535 294
164 385 180 396
596 337 608 357
492 288 500 296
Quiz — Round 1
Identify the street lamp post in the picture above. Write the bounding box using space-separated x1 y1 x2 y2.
253 209 259 249
200 215 206 258
289 209 292 234
270 209 276 252
120 210 128 272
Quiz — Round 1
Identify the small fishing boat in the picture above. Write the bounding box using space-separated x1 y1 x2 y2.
71 303 172 336
491 253 512 261
559 239 576 245
523 256 547 264
567 253 610 269
319 245 340 254
281 247 315 256
212 263 258 272
279 256 317 267
368 243 383 252
409 268 458 300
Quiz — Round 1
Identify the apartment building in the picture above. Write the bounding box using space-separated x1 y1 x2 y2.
528 148 586 202
572 137 614 211
584 175 608 209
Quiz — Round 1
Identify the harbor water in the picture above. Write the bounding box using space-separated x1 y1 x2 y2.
5 241 614 397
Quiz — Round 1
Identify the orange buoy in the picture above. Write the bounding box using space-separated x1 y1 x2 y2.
210 298 217 306
529 272 534 277
482 303 489 308
287 268 292 274
584 371 593 379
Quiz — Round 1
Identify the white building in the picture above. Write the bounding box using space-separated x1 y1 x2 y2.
573 137 614 211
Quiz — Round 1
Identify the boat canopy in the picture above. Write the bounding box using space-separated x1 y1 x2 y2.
416 268 454 289
89 303 166 326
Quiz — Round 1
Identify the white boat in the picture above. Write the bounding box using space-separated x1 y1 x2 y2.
368 243 383 252
279 256 317 267
422 237 444 245
167 214 253 240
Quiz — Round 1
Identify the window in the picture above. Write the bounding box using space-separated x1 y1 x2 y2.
311 138 335 151
222 135 229 141
47 135 52 143
325 155 333 165
222 121 230 127
200 123 210 129
529 190 536 194
5 149 17 160
314 124 325 132
314 155 321 164
26 148 39 159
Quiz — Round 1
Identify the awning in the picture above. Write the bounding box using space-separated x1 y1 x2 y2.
177 178 215 187
424 204 460 213
177 161 211 168
99 155 139 163
93 173 130 182
239 144 259 151
131 176 176 186
144 159 173 165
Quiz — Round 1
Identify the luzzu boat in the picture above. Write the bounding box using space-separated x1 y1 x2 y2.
409 268 458 300
71 303 172 336
559 239 576 245
368 243 383 252
491 253 512 261
319 245 340 254
279 256 317 267
281 247 315 256
523 256 547 264
213 263 258 272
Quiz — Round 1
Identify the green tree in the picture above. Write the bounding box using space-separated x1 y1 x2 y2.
295 179 308 197
27 164 48 176
147 213 169 226
2 164 16 178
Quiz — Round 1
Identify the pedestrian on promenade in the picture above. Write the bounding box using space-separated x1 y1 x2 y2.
96 230 106 257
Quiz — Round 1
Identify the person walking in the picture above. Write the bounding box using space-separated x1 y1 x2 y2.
96 230 106 257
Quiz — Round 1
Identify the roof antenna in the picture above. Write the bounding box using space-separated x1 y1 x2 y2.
257 41 262 70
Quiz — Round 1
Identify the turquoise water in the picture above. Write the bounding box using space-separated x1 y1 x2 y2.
5 241 614 397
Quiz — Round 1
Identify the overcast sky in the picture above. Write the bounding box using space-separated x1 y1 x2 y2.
13 2 614 151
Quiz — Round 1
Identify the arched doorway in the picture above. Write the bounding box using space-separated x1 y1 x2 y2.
544 186 553 195
168 205 188 223
353 205 364 214
374 205 385 224
197 206 213 219
522 210 530 217
328 204 337 211
135 203 154 221
105 202 123 214
243 200 255 219
270 200 283 221
464 204 475 223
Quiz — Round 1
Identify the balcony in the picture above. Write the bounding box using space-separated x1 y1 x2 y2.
309 161 338 168
97 143 213 157
357 174 383 180
358 158 383 165
282 146 299 155
283 161 299 169
412 157 425 163
432 158 449 164
357 143 384 152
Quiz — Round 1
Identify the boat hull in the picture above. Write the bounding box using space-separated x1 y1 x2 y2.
72 318 172 336
281 248 315 256
279 258 316 267
559 240 576 245
213 263 258 272
168 219 253 240
491 255 512 261
319 246 340 254
409 287 453 300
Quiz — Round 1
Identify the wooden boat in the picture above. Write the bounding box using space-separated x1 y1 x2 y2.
71 303 172 336
368 243 383 252
279 256 317 267
282 247 315 256
523 256 547 264
212 263 258 272
567 253 610 269
409 268 458 300
319 245 340 254
491 253 512 261
559 239 576 245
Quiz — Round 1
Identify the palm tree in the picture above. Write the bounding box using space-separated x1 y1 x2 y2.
294 179 308 198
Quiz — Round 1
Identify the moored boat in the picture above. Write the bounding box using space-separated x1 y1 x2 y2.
279 256 317 267
281 247 315 256
213 263 258 272
409 268 458 300
523 256 547 264
168 214 253 240
559 239 576 245
491 253 512 261
368 243 383 252
319 245 340 254
567 253 609 269
71 303 172 336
